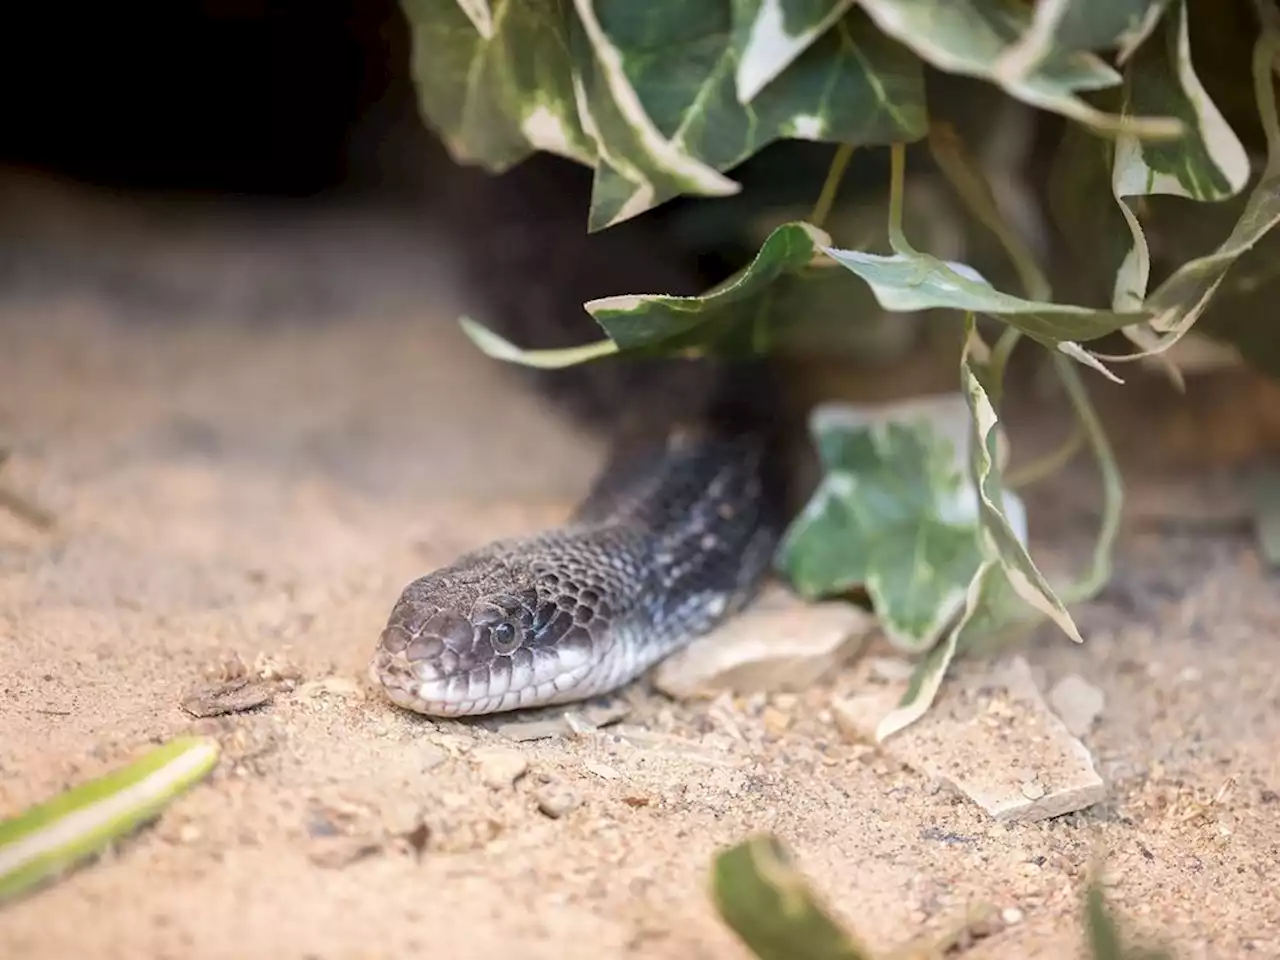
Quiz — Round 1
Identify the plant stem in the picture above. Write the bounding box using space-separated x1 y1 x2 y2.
1006 425 1086 489
887 142 911 253
1052 353 1123 604
809 143 855 231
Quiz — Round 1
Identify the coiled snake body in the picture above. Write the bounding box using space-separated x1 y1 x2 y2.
368 156 787 717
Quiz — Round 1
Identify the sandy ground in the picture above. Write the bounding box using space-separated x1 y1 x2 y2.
0 173 1278 959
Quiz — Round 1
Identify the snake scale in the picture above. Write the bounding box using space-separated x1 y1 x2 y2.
368 156 789 717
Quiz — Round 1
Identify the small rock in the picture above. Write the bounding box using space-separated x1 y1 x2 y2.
536 784 582 818
653 585 874 699
180 676 275 718
833 656 1105 822
418 745 447 771
1048 674 1105 737
496 701 631 742
473 747 529 789
761 706 791 735
1001 907 1024 925
307 836 381 869
295 676 364 700
582 759 622 781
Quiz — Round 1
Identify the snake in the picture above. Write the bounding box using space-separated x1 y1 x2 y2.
367 155 790 717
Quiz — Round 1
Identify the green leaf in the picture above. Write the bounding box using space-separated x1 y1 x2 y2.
961 325 1084 645
400 0 597 171
1084 880 1176 959
711 834 871 960
876 558 997 740
1114 1 1249 203
585 221 828 353
820 246 1150 346
854 0 1182 137
730 0 856 102
1101 0 1251 334
1099 27 1280 361
0 737 221 904
993 0 1170 83
777 396 1024 652
578 5 927 229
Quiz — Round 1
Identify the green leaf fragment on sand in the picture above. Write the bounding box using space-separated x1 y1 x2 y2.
0 736 221 904
711 833 872 960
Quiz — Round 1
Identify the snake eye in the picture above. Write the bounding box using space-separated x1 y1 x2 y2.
490 620 521 655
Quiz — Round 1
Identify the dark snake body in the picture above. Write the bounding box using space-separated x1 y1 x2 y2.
368 155 787 716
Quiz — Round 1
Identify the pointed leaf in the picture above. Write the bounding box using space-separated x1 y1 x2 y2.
577 5 926 229
730 0 857 103
401 0 597 171
586 221 828 352
962 328 1084 644
821 246 1151 344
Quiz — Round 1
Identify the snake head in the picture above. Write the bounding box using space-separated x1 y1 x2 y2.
368 555 601 717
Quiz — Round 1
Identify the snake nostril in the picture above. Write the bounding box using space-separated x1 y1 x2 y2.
380 624 412 655
406 635 445 662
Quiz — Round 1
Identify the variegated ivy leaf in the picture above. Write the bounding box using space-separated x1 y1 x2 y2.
1118 29 1280 354
1107 0 1250 334
458 222 829 365
575 4 927 230
401 0 596 171
961 326 1084 645
993 0 1169 84
776 395 1027 653
729 0 856 103
876 559 997 740
855 0 1180 137
585 221 828 352
820 246 1149 348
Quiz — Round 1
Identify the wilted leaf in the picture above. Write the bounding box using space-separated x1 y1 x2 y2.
961 326 1084 645
711 833 871 960
854 0 1181 137
776 395 1025 652
1098 28 1280 359
577 4 927 229
400 0 596 171
585 221 828 353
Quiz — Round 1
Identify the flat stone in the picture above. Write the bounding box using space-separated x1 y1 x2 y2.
1048 674 1106 738
472 747 529 790
653 585 874 699
833 655 1105 822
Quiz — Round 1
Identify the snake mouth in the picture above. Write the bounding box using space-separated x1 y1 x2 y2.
368 620 602 718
